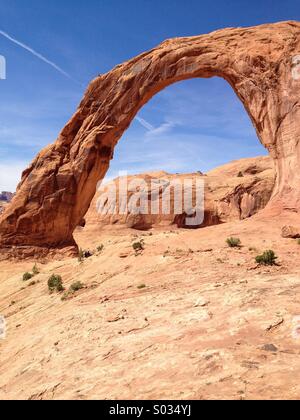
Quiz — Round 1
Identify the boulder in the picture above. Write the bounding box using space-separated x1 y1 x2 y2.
281 225 300 239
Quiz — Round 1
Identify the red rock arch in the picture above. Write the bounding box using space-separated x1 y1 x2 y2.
0 21 299 257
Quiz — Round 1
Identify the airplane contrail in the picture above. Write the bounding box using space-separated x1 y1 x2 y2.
0 29 82 85
135 116 154 131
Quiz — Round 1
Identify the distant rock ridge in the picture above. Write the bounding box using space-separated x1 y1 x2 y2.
0 192 14 202
0 192 14 215
82 156 274 232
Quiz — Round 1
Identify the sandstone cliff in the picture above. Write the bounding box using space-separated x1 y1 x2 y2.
82 156 274 232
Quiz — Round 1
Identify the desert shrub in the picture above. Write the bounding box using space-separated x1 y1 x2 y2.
255 250 278 266
78 248 84 262
226 237 241 248
32 264 40 275
23 272 33 282
137 284 146 289
61 292 69 301
70 281 84 292
132 239 145 255
83 250 93 258
48 274 64 293
78 248 93 262
61 282 85 301
97 244 104 253
237 171 244 178
133 240 145 254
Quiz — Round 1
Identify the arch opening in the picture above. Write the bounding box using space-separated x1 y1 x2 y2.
80 77 272 234
109 77 268 176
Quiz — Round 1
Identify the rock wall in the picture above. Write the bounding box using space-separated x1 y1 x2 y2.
82 156 274 232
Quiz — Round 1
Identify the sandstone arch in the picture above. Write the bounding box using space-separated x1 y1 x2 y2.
0 21 299 257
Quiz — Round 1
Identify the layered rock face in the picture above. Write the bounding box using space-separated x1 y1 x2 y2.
0 21 299 256
82 156 274 232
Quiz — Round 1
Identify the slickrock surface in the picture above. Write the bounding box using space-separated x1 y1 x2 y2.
84 156 274 231
1 214 300 400
0 21 299 257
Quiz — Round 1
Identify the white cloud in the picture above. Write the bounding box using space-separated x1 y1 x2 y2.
145 121 176 137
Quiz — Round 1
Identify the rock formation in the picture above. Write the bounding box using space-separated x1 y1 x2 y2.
0 192 13 215
281 225 300 238
83 156 274 232
0 192 14 202
0 21 299 257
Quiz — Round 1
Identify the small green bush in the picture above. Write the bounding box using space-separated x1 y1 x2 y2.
83 250 93 258
61 282 85 301
137 284 146 290
70 281 84 292
237 171 244 178
61 292 69 301
48 274 64 293
133 240 144 254
97 244 104 253
255 250 278 266
226 237 241 248
78 248 84 262
78 248 93 262
23 272 33 282
32 264 40 275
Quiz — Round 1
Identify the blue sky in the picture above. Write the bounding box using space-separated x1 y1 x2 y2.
0 0 299 191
